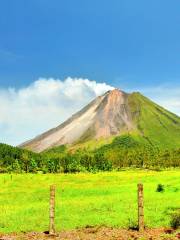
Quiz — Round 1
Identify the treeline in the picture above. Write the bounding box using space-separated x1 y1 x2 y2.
0 135 179 173
0 143 41 173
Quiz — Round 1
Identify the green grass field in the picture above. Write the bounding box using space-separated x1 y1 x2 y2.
0 170 180 233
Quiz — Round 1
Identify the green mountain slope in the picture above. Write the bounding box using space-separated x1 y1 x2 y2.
128 92 180 149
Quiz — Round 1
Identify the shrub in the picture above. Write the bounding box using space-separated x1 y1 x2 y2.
0 167 8 173
156 184 164 192
170 210 180 229
128 218 138 230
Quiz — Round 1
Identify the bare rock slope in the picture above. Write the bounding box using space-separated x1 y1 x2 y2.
20 89 134 152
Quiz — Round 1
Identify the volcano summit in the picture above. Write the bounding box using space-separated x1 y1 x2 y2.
20 89 180 152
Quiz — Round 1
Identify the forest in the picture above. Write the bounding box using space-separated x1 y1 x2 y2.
0 135 179 173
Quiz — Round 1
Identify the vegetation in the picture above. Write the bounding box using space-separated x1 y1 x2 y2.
0 143 41 173
0 170 179 233
170 210 180 229
156 184 165 192
0 134 179 173
128 92 180 149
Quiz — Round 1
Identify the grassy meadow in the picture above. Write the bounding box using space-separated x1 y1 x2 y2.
0 170 179 233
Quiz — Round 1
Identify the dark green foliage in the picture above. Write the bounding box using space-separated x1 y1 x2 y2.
0 143 41 173
94 135 180 169
0 137 179 173
170 210 180 229
156 184 164 192
112 135 140 148
93 152 112 171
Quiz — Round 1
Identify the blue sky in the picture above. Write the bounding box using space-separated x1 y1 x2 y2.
0 0 180 145
1 0 180 88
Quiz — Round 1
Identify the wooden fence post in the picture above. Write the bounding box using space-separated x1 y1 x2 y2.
137 183 144 232
49 185 56 235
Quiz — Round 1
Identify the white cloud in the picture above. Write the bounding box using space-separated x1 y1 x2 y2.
0 77 114 146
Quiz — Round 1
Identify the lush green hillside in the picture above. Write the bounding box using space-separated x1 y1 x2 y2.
128 92 180 149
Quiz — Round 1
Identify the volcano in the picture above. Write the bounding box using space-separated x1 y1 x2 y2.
20 89 180 152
